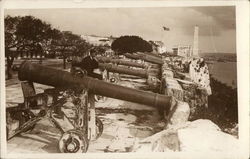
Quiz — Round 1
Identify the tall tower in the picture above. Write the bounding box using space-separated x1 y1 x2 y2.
192 25 199 57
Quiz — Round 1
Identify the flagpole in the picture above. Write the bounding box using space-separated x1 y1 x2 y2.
162 26 170 53
161 27 164 42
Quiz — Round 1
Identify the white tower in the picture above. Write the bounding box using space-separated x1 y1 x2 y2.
192 25 199 57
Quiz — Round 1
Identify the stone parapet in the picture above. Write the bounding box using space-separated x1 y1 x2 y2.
161 78 184 101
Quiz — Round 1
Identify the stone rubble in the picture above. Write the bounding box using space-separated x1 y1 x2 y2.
132 119 239 153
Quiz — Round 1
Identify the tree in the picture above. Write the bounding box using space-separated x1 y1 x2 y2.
15 16 55 58
5 15 58 79
94 45 107 56
5 16 21 79
111 35 152 55
51 31 91 69
71 38 91 57
44 28 62 58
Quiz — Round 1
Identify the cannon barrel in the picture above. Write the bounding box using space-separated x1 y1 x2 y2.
99 63 148 78
97 57 147 68
99 63 160 78
138 52 162 58
124 53 164 65
18 61 172 111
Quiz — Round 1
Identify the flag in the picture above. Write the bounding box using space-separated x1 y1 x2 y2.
163 26 170 31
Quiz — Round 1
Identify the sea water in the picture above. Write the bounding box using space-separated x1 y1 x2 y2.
208 61 237 88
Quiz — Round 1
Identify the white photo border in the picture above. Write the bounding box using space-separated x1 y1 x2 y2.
0 0 249 159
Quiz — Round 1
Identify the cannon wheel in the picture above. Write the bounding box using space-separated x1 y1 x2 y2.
95 117 103 140
59 129 88 153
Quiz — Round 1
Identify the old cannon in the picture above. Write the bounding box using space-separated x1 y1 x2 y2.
97 57 148 84
141 51 162 58
18 61 171 110
7 61 173 153
97 56 147 69
98 63 161 91
98 63 160 78
124 53 164 65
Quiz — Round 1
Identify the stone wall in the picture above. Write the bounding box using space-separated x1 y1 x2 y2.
189 58 212 95
180 82 208 120
161 58 210 122
161 62 189 125
132 57 239 154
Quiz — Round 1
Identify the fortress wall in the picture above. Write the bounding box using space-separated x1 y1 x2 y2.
189 58 212 95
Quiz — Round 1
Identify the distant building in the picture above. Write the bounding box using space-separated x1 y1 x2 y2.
149 41 167 54
81 35 116 46
172 47 178 55
177 45 192 57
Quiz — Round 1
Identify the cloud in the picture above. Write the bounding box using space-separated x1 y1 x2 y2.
191 6 236 30
175 6 235 37
182 25 221 37
5 7 236 53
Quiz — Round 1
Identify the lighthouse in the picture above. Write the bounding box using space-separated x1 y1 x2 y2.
192 25 199 57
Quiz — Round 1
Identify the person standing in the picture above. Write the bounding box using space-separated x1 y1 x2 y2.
79 48 102 80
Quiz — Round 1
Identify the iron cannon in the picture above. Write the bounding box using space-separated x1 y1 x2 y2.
6 61 173 153
18 61 171 109
124 53 164 65
98 63 160 79
98 63 161 90
97 56 147 69
137 51 162 58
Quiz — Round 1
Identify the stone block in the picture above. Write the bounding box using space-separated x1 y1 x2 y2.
162 78 184 101
167 101 190 126
178 119 239 152
161 60 175 78
146 75 161 90
133 119 239 153
162 69 174 78
132 129 179 152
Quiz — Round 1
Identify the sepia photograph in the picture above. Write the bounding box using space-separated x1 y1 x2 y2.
0 0 249 159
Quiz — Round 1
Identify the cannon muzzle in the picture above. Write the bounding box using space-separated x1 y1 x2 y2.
18 61 172 112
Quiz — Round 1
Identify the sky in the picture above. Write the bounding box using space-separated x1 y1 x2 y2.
5 6 236 53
